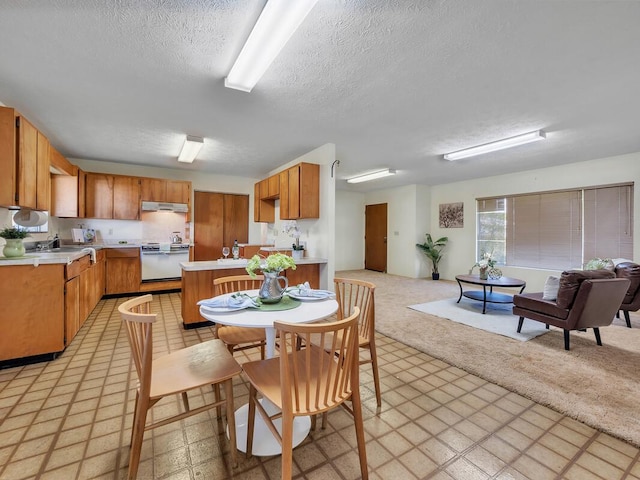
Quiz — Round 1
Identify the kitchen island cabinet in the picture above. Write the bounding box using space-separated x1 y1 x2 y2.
180 258 326 328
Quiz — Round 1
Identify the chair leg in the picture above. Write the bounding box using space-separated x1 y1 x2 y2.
128 397 150 480
546 324 549 329
260 342 265 360
594 327 602 346
368 344 382 407
246 385 257 458
213 383 222 420
563 330 570 350
224 379 237 468
351 389 369 479
624 311 632 328
517 317 524 333
280 411 294 480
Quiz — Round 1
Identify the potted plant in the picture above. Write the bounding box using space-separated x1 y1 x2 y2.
246 253 297 303
283 220 305 260
416 234 448 280
0 226 30 258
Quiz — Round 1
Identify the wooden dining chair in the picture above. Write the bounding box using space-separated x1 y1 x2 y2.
213 275 267 359
119 294 242 480
243 307 368 480
334 277 381 407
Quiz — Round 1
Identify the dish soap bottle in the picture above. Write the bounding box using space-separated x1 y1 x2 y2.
232 239 239 259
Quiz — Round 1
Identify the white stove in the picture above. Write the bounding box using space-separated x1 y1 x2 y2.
140 243 190 281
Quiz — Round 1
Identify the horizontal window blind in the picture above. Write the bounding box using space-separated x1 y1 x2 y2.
477 183 633 270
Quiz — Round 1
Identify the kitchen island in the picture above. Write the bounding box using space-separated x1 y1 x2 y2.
180 257 327 328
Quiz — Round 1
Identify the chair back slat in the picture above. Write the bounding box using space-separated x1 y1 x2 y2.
118 295 156 398
334 278 375 341
214 275 264 295
275 307 360 416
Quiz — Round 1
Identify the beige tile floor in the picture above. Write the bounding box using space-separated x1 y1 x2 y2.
1 292 640 479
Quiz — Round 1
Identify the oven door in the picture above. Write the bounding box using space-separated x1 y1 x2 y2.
141 251 189 281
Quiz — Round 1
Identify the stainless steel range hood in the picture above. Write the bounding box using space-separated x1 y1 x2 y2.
141 201 189 213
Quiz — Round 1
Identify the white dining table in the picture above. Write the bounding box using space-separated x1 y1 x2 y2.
199 289 338 456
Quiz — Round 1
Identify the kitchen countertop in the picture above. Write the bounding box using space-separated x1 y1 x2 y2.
0 243 137 266
180 257 327 272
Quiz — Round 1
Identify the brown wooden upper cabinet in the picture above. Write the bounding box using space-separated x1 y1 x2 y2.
140 178 191 204
0 106 50 210
253 162 319 222
85 172 140 220
280 162 319 220
51 147 86 218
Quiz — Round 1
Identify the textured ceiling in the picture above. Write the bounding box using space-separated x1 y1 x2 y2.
1 0 639 192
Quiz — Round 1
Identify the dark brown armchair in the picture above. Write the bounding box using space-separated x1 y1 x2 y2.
615 262 640 328
512 270 630 350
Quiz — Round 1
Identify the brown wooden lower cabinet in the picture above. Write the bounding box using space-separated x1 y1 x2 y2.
105 248 141 295
180 263 321 328
0 264 65 362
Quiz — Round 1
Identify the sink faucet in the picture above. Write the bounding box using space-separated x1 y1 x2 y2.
37 234 61 251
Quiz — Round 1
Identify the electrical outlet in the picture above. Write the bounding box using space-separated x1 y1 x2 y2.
108 228 113 235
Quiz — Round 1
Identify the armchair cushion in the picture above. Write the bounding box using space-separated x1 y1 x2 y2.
542 275 560 300
615 262 640 306
556 269 615 309
513 292 570 319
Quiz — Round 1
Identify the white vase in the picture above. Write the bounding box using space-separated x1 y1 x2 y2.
292 250 304 260
3 238 26 258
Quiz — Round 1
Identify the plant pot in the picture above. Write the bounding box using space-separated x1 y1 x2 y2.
432 273 440 280
479 267 489 280
292 249 304 260
3 238 26 258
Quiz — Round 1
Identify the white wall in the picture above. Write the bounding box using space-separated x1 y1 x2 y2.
335 190 365 271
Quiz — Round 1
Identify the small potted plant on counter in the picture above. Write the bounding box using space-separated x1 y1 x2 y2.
283 220 305 260
0 226 30 258
416 233 448 280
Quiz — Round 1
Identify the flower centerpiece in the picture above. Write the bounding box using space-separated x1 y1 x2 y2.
0 226 30 258
471 251 500 280
283 220 304 259
246 253 297 303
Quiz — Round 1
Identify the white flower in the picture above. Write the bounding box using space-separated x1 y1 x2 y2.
282 220 300 239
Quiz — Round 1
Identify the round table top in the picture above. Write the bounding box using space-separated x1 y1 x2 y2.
198 290 338 328
455 274 526 288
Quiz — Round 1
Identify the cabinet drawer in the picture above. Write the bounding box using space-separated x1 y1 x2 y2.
105 248 139 258
66 255 91 280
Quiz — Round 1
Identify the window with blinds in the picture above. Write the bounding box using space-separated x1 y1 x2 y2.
476 184 633 270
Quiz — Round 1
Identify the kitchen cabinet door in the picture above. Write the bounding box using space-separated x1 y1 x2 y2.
105 248 141 294
35 131 50 211
65 275 80 346
280 163 319 220
0 264 65 362
113 175 140 220
194 191 224 261
166 180 191 204
85 173 114 218
17 115 38 210
141 177 165 201
223 194 249 249
51 168 84 218
0 106 50 210
254 182 275 223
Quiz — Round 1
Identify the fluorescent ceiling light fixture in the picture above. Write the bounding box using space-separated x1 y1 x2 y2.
444 130 546 161
347 169 397 184
177 135 204 163
224 0 319 92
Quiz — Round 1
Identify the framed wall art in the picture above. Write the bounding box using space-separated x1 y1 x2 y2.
439 202 464 228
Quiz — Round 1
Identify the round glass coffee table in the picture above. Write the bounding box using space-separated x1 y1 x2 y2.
455 274 526 314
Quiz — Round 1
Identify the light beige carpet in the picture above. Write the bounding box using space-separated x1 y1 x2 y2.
337 269 640 448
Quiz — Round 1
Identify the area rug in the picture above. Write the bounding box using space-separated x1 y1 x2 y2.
337 269 640 448
408 298 549 341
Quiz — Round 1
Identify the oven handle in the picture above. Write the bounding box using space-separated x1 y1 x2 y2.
141 251 189 255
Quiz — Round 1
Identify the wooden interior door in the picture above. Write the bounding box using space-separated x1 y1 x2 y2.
223 194 249 249
194 191 224 261
365 203 387 272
